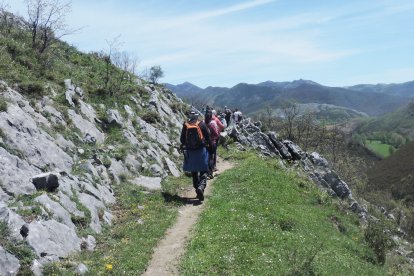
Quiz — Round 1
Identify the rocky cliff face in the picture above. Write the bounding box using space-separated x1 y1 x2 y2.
0 80 187 274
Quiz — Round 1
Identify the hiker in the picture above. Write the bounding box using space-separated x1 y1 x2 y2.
180 110 212 201
212 109 224 132
219 113 227 128
205 110 220 175
233 108 243 124
224 106 232 126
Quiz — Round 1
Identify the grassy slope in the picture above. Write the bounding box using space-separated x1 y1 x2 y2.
365 140 392 158
180 151 385 275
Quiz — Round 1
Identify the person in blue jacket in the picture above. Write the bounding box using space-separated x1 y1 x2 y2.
180 111 212 201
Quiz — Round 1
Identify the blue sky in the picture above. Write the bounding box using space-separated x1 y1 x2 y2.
7 0 414 88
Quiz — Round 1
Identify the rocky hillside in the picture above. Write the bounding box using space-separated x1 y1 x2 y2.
0 79 188 274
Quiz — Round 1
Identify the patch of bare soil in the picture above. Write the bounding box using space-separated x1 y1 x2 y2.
142 158 234 276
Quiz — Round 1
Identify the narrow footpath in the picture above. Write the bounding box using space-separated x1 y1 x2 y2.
142 158 234 276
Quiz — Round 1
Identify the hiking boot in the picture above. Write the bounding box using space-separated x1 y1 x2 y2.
196 187 204 201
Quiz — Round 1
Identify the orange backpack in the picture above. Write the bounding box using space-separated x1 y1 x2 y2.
185 120 205 150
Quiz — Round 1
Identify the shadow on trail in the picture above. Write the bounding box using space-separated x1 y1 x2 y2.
162 192 202 206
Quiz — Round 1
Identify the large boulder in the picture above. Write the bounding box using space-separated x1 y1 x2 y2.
26 220 81 258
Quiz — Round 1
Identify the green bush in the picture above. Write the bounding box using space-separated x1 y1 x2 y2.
19 81 45 97
0 98 7 112
364 221 394 264
141 110 161 124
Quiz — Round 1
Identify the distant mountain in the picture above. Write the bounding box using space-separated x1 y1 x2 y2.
259 103 368 123
347 80 414 98
164 82 203 99
165 79 411 117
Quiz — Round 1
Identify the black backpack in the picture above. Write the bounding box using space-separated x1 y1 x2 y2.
185 120 205 150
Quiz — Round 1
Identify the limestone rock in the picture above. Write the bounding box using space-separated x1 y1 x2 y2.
68 109 104 144
268 132 292 160
283 140 305 160
165 157 180 177
131 176 162 191
0 246 20 276
106 109 123 127
78 193 105 233
26 220 81 258
76 263 89 274
309 152 329 167
0 147 39 195
57 191 85 218
34 194 76 229
0 203 25 242
81 235 96 251
0 104 73 171
137 117 171 151
149 164 163 177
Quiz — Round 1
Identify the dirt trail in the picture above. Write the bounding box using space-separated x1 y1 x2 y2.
142 158 234 276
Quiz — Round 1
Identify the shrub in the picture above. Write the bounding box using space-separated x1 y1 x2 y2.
279 217 296 231
19 81 45 97
141 110 161 124
364 221 394 264
0 98 7 112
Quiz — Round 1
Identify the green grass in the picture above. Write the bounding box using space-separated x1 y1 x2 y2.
43 175 190 275
180 153 385 275
365 140 393 158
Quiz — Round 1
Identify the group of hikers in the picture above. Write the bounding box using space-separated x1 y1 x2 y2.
180 106 243 201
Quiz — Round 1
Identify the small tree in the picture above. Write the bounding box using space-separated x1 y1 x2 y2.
25 0 74 53
0 0 11 34
149 65 164 84
283 102 299 141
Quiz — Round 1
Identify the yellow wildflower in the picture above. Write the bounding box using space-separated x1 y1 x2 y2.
105 264 113 271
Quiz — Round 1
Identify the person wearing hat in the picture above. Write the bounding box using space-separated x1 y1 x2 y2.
180 110 212 201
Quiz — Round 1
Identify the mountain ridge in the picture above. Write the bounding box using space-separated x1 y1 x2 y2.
165 79 411 117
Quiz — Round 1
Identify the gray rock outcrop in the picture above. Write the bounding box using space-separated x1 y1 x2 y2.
131 176 162 191
0 246 20 276
26 220 81 258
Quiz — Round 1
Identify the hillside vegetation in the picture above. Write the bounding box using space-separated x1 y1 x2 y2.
0 11 140 102
355 102 414 143
367 140 414 205
180 150 397 275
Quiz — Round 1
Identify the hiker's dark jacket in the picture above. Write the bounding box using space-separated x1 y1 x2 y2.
180 120 211 172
